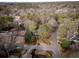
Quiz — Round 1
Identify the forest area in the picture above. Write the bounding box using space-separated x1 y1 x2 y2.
0 2 79 58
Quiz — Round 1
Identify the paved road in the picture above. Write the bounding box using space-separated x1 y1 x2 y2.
50 18 60 58
22 44 53 58
51 30 60 58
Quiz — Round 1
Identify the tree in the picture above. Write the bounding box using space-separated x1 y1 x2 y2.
38 23 52 39
0 5 11 16
60 38 70 49
24 31 37 44
24 20 37 32
0 16 13 31
58 19 75 38
23 12 40 22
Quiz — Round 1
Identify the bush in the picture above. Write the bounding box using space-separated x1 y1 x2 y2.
54 13 68 23
58 19 75 38
28 21 37 32
23 12 39 22
24 31 37 44
0 16 13 31
24 20 37 32
60 38 70 49
38 23 52 39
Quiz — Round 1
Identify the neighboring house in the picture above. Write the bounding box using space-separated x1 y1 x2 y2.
70 34 79 50
14 16 22 25
70 35 79 41
13 15 25 30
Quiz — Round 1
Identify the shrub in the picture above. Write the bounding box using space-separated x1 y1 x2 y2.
24 20 37 32
60 38 70 49
24 31 37 44
23 12 39 22
54 13 68 24
58 19 75 38
38 23 52 39
28 21 37 32
0 16 13 31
